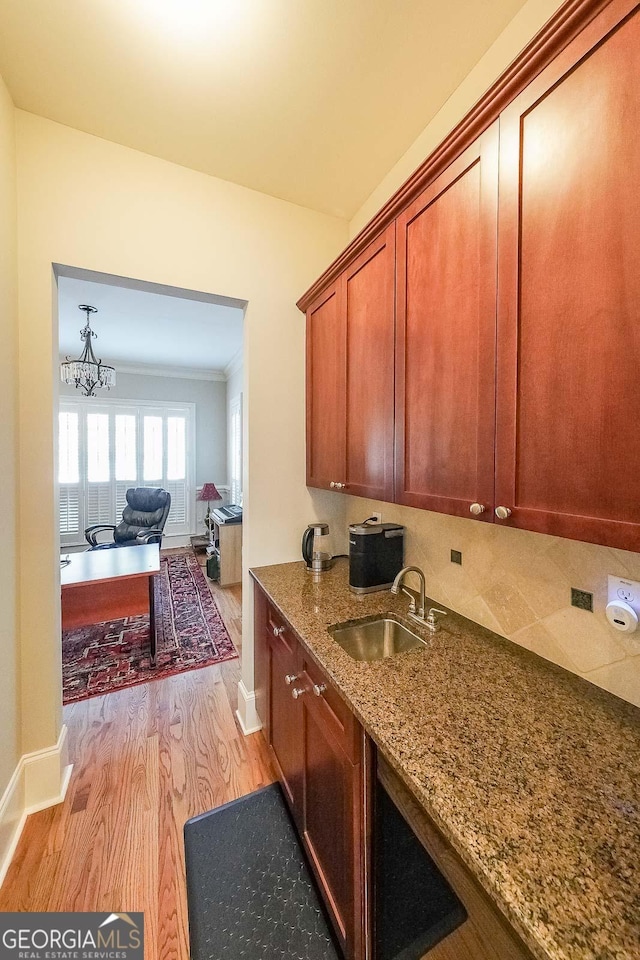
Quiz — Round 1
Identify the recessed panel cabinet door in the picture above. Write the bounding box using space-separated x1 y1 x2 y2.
306 281 346 489
344 224 396 501
395 124 499 519
301 689 363 960
268 628 303 821
495 0 640 550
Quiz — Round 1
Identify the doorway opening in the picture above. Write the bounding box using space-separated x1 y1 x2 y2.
55 265 246 703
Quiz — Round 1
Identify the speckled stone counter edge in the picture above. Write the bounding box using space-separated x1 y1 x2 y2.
250 559 640 960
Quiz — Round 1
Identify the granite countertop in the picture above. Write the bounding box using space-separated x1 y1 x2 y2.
250 559 640 960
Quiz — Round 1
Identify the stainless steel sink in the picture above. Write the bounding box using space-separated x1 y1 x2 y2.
328 615 427 661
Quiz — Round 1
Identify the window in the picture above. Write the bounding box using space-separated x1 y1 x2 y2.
58 398 195 546
229 394 242 506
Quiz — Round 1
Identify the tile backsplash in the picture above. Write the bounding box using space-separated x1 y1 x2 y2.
343 497 640 708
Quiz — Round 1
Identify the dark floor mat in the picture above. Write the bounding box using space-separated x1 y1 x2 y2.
184 783 341 960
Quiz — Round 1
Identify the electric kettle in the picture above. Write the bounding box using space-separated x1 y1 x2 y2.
302 522 334 573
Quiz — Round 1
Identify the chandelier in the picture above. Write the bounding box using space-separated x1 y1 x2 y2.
60 304 116 397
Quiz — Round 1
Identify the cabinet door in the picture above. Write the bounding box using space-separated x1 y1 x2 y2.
306 281 346 489
395 123 499 519
267 618 303 820
300 678 364 960
253 582 269 732
343 224 396 501
495 0 640 551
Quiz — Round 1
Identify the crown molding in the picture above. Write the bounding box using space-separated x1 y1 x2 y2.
61 360 228 382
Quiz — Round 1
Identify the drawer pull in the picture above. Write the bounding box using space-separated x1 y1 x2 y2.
292 687 307 699
469 502 485 515
284 674 298 685
495 506 512 520
272 625 285 636
313 683 327 697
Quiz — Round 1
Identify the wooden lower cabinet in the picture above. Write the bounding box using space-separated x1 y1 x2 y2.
255 583 367 959
253 582 535 960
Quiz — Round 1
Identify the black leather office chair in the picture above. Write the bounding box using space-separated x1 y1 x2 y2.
85 487 171 550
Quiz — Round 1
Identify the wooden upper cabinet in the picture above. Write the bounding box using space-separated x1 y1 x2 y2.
306 226 396 499
495 0 640 550
395 124 499 519
344 224 396 501
306 281 346 489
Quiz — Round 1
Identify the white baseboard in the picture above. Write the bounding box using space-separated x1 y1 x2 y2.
0 725 73 889
236 679 262 736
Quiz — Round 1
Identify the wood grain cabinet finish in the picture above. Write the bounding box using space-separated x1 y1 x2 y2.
495 0 640 550
253 585 367 960
395 124 499 519
266 609 304 823
300 677 364 959
306 225 396 500
302 0 640 552
306 280 346 490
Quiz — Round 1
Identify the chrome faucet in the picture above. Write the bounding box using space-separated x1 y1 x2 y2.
391 565 448 631
391 566 426 621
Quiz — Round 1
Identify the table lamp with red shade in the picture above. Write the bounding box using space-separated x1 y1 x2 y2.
197 483 223 546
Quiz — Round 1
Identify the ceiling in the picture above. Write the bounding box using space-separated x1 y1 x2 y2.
58 275 244 374
0 0 529 219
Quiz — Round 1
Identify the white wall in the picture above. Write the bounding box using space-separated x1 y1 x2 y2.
0 73 21 863
14 110 347 755
60 370 228 487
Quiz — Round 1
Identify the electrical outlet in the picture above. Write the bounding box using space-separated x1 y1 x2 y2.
571 588 593 612
371 512 382 524
451 549 462 565
608 576 640 607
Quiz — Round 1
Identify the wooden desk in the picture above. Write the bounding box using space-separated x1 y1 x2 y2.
61 544 161 664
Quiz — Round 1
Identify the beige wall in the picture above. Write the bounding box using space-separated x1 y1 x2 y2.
336 0 640 707
16 110 347 752
0 76 19 819
349 0 565 237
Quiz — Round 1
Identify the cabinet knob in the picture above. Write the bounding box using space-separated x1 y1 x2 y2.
273 625 285 636
284 674 298 685
469 502 485 516
329 481 335 488
313 683 326 697
495 506 512 520
292 687 307 699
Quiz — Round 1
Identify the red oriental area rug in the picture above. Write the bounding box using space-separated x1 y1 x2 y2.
62 551 238 704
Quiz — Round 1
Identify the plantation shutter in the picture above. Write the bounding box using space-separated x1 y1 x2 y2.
59 409 81 543
166 414 187 530
59 485 80 537
166 480 187 526
59 399 194 545
86 483 113 527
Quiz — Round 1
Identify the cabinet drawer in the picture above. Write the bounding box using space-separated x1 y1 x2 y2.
300 649 360 763
266 603 297 654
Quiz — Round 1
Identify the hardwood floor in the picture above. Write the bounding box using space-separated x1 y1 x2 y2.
0 561 276 960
